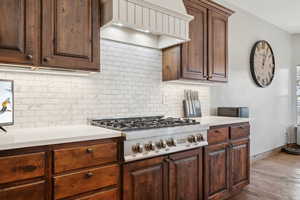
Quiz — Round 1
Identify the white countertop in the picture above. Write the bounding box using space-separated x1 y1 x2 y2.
193 116 250 127
0 125 122 151
0 116 250 151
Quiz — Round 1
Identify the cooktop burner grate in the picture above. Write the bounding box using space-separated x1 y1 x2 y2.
91 116 200 131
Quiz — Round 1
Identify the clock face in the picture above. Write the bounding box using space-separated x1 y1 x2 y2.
250 41 275 87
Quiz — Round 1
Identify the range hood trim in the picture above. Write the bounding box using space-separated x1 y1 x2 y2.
100 0 194 49
127 0 194 22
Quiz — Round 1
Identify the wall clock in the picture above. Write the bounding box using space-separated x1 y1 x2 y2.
250 40 275 87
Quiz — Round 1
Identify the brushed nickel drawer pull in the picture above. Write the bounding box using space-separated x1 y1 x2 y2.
86 148 94 153
86 172 94 178
26 54 33 60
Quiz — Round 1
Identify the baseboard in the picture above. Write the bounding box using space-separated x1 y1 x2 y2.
250 145 285 164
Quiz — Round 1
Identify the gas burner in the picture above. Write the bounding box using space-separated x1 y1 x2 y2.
91 116 199 131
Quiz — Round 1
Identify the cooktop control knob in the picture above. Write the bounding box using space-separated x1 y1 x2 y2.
132 144 143 153
144 142 155 151
188 135 197 143
196 134 205 142
156 140 167 149
167 138 177 147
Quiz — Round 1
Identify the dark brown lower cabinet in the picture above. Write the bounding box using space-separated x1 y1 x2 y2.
230 139 250 192
169 148 203 200
123 148 203 200
204 143 230 200
0 138 122 200
123 156 168 200
0 181 45 200
205 123 250 200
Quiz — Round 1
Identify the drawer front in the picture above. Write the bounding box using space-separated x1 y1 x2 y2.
208 127 229 145
75 188 118 200
0 152 45 184
54 142 118 173
230 124 250 140
0 181 45 200
54 165 119 199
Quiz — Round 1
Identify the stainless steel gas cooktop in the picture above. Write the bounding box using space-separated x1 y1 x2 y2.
90 116 209 162
90 116 200 131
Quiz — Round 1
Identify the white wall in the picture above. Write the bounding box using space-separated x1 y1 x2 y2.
1 40 210 129
212 1 294 155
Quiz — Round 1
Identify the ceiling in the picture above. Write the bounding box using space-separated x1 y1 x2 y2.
217 0 300 34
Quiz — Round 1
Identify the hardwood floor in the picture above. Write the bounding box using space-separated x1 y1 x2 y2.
229 152 300 200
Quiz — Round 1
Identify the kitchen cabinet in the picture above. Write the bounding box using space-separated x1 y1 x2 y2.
123 156 168 200
0 0 100 71
181 1 208 80
0 0 39 65
0 138 122 200
204 143 231 200
123 148 203 200
204 123 250 200
230 139 250 192
42 0 100 71
162 0 233 82
0 181 46 200
169 149 203 200
208 10 228 82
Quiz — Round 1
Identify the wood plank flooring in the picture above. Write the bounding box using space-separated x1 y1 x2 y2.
229 153 300 200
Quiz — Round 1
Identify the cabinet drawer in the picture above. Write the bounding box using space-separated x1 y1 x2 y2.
230 124 250 140
0 152 45 184
54 142 118 173
208 127 229 145
0 181 45 200
54 165 119 199
75 188 118 200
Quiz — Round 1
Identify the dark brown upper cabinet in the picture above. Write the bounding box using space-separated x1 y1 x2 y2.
0 0 40 66
182 1 208 80
42 0 100 71
208 9 228 82
0 0 100 72
163 0 233 82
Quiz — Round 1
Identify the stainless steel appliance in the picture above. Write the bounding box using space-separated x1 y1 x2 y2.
91 116 209 162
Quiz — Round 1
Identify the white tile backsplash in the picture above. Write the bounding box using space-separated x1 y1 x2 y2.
1 40 210 129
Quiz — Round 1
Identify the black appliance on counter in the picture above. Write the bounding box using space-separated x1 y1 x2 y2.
217 107 249 118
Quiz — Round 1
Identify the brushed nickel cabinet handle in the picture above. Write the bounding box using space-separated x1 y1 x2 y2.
43 57 50 62
86 172 94 178
86 148 94 153
26 54 33 60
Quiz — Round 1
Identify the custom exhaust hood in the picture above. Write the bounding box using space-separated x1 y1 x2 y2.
100 0 194 49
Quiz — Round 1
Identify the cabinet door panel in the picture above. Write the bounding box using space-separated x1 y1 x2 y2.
123 156 168 200
0 181 45 200
169 148 203 200
208 10 228 82
205 143 230 200
0 0 39 65
231 139 250 191
182 1 207 80
42 0 100 71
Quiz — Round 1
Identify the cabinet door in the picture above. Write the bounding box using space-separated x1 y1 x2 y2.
0 181 45 200
123 156 168 200
230 139 250 192
169 148 203 200
182 1 208 80
208 10 228 82
0 0 39 65
204 143 230 200
42 0 100 71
